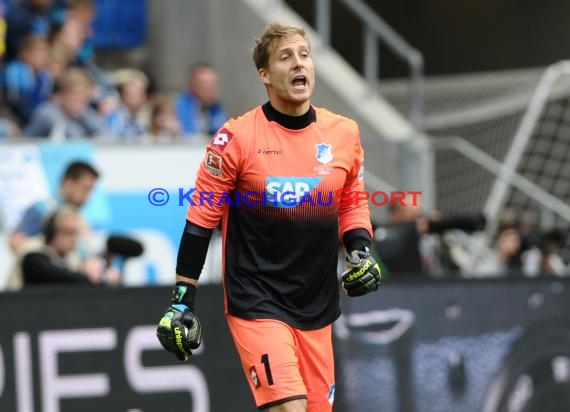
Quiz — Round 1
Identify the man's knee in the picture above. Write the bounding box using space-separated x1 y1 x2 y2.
267 398 307 412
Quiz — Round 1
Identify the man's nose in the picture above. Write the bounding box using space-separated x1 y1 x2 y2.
292 53 304 68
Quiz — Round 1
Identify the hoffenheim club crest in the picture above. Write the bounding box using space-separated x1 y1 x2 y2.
316 143 333 164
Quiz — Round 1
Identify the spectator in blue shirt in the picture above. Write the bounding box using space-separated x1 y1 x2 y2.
5 0 53 61
51 0 95 66
106 68 150 140
23 67 108 139
49 0 115 105
9 160 99 253
175 63 227 137
3 35 53 125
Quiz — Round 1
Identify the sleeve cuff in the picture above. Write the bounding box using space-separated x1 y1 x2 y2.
343 228 372 253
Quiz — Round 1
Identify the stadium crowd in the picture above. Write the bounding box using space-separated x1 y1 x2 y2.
373 198 570 279
0 0 231 290
0 0 227 141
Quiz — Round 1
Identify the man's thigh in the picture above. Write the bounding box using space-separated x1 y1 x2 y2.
227 315 335 412
227 315 307 410
296 325 335 412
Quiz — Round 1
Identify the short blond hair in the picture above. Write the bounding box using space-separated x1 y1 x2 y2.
56 67 95 92
252 22 309 70
43 205 80 242
68 0 95 12
111 68 149 89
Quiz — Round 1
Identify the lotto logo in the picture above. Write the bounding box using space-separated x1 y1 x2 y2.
249 366 261 389
211 128 233 151
213 133 228 145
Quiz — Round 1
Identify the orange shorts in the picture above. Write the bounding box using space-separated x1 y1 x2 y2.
227 315 335 411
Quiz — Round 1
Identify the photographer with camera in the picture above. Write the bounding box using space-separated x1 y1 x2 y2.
374 194 486 277
7 206 121 289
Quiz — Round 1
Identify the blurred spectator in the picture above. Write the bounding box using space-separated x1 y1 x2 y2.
473 224 527 277
106 68 150 139
468 209 570 278
50 0 115 105
148 95 181 142
51 0 94 65
175 63 227 137
9 159 99 252
64 0 95 65
48 14 84 60
3 35 52 125
46 41 71 80
537 228 570 276
23 67 108 138
6 206 119 290
5 0 53 61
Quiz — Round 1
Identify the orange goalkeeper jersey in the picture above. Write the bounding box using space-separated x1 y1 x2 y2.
187 102 372 329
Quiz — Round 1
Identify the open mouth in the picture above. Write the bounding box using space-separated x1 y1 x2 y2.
291 74 307 89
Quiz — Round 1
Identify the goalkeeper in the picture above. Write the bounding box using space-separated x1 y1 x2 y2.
156 22 382 412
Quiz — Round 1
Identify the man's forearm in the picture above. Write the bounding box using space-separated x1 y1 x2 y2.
176 275 198 286
176 220 214 280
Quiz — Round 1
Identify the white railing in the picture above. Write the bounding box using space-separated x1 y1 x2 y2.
315 0 424 132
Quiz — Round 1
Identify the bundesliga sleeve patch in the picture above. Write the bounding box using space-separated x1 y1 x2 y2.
206 150 223 176
210 128 233 152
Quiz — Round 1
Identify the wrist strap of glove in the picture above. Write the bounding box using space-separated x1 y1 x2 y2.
171 281 197 310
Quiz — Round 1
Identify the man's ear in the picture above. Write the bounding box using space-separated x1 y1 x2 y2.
259 68 270 85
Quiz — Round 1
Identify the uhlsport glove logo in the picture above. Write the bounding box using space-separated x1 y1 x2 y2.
174 326 188 356
345 260 373 282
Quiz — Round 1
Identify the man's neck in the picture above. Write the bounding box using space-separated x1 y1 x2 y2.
262 101 316 130
269 99 310 116
46 245 65 259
